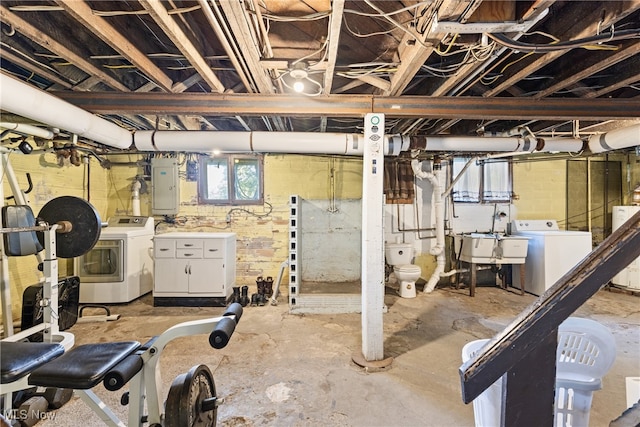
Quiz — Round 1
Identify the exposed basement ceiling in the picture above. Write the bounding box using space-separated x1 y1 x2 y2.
0 1 639 149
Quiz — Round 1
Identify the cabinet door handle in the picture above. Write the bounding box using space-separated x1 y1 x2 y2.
188 266 192 274
184 265 188 274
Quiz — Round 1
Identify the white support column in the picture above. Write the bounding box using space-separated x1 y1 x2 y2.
360 113 385 361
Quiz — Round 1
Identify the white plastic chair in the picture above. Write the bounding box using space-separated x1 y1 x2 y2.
462 317 616 427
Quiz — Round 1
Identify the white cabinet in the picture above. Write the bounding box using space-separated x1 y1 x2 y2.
153 232 236 306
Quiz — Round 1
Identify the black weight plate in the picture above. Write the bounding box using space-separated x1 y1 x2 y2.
165 364 217 427
36 196 102 258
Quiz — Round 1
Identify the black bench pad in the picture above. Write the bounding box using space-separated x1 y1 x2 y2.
1 342 64 384
28 341 140 389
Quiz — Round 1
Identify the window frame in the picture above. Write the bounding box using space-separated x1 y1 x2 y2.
198 154 264 205
450 157 513 204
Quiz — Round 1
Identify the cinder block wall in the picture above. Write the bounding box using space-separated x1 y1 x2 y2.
3 149 638 324
104 153 363 295
512 159 567 221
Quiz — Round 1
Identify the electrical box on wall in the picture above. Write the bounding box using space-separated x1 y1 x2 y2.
151 157 180 215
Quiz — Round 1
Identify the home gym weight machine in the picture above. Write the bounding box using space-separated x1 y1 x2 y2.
0 154 242 426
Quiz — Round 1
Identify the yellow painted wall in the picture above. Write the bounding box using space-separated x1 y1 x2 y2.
2 147 638 327
1 150 110 327
512 159 567 220
101 153 363 296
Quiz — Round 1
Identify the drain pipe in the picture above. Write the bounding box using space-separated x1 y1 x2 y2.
131 180 142 216
411 158 445 293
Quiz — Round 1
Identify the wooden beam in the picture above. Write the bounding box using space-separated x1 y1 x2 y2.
0 49 73 89
534 42 640 99
55 0 173 92
483 0 640 97
431 1 553 96
323 0 344 94
217 1 275 93
357 74 391 92
139 0 225 93
51 91 640 120
198 0 254 93
385 0 472 96
0 5 130 92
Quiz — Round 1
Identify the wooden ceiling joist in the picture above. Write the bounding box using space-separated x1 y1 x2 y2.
0 5 130 92
56 0 174 92
139 0 225 93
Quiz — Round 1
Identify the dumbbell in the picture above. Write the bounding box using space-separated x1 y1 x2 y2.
12 387 73 410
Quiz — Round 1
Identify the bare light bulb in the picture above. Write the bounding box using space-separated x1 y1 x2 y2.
293 80 305 93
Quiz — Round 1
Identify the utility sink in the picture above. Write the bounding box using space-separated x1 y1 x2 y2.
459 233 529 264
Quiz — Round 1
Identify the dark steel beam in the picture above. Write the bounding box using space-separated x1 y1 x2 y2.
50 92 640 120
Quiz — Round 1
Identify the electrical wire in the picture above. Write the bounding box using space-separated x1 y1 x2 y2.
487 28 640 52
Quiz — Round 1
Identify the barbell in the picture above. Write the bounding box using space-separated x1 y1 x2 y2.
1 196 102 258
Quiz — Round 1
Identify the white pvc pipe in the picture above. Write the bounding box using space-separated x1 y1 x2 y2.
424 135 538 152
412 160 446 293
135 130 400 156
0 74 132 149
252 132 362 154
587 124 640 153
131 180 141 216
540 138 584 153
134 130 252 152
0 122 55 139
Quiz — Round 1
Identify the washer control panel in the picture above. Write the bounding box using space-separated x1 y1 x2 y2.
511 219 559 232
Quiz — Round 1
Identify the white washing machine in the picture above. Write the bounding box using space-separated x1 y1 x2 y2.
612 205 640 290
75 216 154 303
511 220 592 296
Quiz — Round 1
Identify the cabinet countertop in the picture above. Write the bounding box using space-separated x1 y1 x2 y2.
154 232 236 239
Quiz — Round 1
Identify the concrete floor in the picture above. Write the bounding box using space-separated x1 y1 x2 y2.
34 284 639 427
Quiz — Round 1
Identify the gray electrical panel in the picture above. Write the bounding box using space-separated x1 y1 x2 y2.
151 157 180 215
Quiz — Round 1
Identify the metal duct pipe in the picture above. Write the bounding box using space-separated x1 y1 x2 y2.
587 124 640 154
0 74 132 149
0 122 55 140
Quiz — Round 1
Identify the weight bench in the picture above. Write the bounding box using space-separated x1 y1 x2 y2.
1 303 243 427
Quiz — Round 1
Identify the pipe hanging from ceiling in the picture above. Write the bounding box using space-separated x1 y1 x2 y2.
0 122 55 140
1 72 637 156
587 124 640 154
0 74 132 149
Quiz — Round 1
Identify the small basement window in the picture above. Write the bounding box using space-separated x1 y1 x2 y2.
451 157 512 203
198 155 264 205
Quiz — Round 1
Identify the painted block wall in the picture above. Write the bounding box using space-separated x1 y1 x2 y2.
512 159 567 221
106 153 365 295
1 151 110 325
3 149 637 326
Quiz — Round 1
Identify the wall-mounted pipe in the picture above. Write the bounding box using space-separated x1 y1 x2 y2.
0 74 132 149
412 159 446 293
0 122 55 140
587 124 640 154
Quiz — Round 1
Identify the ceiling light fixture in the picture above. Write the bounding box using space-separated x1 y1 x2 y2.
289 61 309 93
